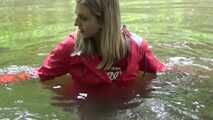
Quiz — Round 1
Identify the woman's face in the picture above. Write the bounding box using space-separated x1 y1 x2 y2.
74 3 102 38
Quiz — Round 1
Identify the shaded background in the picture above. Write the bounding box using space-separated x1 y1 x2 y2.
0 0 213 119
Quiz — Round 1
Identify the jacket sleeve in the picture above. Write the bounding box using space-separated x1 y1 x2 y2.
139 40 165 73
37 34 75 81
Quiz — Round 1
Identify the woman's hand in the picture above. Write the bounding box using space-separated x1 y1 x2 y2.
134 71 156 96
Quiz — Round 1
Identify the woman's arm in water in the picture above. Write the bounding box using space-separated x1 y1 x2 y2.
0 65 39 84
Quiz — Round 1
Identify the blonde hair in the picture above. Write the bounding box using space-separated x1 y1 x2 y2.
75 0 129 69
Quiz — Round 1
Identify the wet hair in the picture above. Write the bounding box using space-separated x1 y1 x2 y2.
75 0 128 69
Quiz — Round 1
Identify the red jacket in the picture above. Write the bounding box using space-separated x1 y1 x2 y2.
37 28 165 104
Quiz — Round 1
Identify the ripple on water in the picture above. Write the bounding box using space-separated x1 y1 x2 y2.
166 57 213 74
159 41 192 49
0 106 60 119
0 65 36 75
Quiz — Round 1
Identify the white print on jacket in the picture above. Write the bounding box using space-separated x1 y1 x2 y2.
107 67 122 81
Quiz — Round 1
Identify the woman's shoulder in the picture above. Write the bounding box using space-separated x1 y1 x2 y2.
129 32 144 47
130 33 151 53
122 25 144 46
51 31 77 56
61 31 77 46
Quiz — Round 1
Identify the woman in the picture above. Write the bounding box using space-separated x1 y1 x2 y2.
0 0 165 115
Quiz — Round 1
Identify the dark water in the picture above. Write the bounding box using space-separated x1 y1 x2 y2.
0 0 213 119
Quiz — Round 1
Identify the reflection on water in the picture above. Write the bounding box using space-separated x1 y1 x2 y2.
0 0 213 119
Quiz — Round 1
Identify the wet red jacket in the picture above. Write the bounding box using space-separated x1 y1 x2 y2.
37 28 165 104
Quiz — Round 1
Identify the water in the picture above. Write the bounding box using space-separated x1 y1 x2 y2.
0 0 213 119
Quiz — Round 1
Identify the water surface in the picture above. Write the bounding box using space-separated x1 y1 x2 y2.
0 0 213 119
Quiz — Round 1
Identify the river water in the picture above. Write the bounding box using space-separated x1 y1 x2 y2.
0 0 213 119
